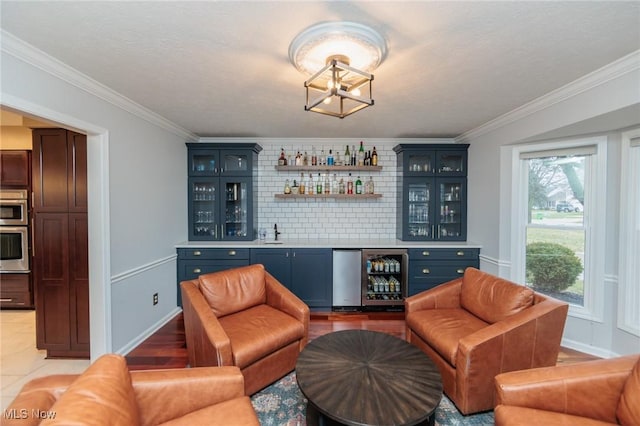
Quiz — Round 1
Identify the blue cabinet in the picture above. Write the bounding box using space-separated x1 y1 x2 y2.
187 143 261 241
407 248 479 296
394 144 469 241
251 248 332 309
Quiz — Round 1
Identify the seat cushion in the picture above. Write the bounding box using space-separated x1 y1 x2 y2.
617 358 640 426
406 308 488 366
219 304 305 368
41 354 140 426
199 264 267 318
460 267 534 324
158 396 259 426
495 405 616 426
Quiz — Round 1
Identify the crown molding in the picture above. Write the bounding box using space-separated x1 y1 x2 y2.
455 49 640 144
1 30 198 141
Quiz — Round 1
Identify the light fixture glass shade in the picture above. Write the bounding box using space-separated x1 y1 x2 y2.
289 22 387 118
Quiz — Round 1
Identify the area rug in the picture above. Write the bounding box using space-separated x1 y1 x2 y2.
251 372 494 425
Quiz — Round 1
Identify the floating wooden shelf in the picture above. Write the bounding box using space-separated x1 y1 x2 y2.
275 165 382 172
275 193 382 199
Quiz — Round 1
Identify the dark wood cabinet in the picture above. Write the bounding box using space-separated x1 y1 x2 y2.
32 129 89 358
0 150 30 188
0 273 32 307
407 248 479 296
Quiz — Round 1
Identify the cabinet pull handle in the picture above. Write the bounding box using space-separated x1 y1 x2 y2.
193 250 201 256
286 252 289 257
0 298 13 302
456 251 465 256
457 269 465 274
422 251 430 256
31 217 35 257
422 268 430 274
193 268 201 274
228 250 236 256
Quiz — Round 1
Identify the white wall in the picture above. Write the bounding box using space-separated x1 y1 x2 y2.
460 52 640 356
1 33 191 357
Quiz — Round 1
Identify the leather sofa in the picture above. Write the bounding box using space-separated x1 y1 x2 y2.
2 354 259 426
494 354 640 425
405 267 569 414
181 263 309 395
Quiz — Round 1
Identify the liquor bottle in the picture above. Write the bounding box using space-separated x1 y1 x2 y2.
344 145 350 165
299 173 306 195
367 176 374 194
355 176 363 194
320 148 326 166
295 151 303 166
347 173 354 194
308 173 314 195
284 179 291 194
311 146 317 166
364 151 370 166
327 149 334 166
357 141 365 166
316 173 323 194
278 148 286 166
324 174 330 194
303 151 309 166
339 177 346 194
351 145 357 166
371 147 378 166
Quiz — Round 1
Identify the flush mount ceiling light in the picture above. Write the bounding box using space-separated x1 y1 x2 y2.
289 22 387 119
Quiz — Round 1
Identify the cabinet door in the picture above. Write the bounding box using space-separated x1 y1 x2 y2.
435 149 467 176
188 177 219 240
67 131 88 213
251 248 292 289
291 249 332 308
0 151 30 187
69 213 90 353
220 150 253 176
220 176 253 240
188 149 220 176
32 129 69 212
401 177 435 240
34 213 70 351
434 178 467 240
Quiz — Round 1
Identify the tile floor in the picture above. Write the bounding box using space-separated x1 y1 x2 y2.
1 310 90 410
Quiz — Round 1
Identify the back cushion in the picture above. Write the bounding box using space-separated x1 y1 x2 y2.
460 268 534 324
617 358 640 426
41 354 140 426
199 264 267 317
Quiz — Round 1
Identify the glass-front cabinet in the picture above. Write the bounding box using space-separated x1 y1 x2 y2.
187 143 261 241
395 144 469 241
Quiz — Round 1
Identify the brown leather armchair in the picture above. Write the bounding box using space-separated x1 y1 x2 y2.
181 263 310 395
2 354 259 426
405 267 569 415
494 354 640 425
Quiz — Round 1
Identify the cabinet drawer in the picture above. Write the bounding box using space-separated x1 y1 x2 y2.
177 248 250 260
0 273 30 292
0 291 31 307
408 248 479 260
179 259 250 281
409 262 472 280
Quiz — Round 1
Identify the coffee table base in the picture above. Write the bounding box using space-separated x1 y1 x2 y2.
305 402 436 426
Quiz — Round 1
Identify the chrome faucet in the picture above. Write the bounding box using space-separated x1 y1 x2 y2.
274 224 281 241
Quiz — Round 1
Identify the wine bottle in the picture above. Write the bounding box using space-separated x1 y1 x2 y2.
316 173 322 194
344 145 350 166
371 147 378 166
355 176 363 194
357 141 365 166
311 146 317 166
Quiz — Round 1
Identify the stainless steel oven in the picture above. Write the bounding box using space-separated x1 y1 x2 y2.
0 190 28 226
0 226 29 272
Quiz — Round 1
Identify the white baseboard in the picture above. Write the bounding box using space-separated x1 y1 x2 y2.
115 307 182 356
561 337 620 359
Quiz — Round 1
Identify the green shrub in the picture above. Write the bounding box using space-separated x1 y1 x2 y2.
526 242 583 292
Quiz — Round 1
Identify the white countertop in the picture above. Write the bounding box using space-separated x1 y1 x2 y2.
175 239 482 249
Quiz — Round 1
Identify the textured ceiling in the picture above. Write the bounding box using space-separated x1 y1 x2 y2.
1 1 639 138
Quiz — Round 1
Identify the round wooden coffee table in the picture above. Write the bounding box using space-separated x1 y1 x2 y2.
295 329 442 426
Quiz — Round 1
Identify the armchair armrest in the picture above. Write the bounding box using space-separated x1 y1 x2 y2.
181 280 233 367
265 272 310 348
495 355 639 423
132 366 245 426
404 278 462 314
454 297 569 413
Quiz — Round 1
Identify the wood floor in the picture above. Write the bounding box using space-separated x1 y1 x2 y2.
125 311 598 370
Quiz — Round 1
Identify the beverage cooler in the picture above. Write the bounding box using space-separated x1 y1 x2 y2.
361 249 408 309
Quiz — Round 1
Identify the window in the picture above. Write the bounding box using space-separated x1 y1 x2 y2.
512 137 606 320
618 129 640 336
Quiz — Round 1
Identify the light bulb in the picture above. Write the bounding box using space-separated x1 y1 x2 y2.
323 97 332 105
352 88 361 97
327 79 334 89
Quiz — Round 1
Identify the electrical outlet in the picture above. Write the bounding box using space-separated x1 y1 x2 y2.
153 293 158 305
